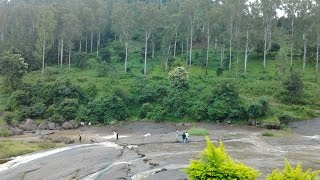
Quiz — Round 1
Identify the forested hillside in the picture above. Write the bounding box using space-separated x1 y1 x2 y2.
0 0 319 126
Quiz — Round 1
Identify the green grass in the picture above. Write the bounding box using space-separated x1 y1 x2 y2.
261 131 275 137
0 140 59 159
188 127 209 136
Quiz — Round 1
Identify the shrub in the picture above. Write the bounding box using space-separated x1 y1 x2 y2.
216 67 223 76
262 131 274 137
278 111 298 126
139 103 154 119
281 72 304 103
247 97 270 118
266 160 320 180
168 66 189 89
183 137 260 180
57 98 79 121
0 128 10 137
188 127 209 136
3 112 14 125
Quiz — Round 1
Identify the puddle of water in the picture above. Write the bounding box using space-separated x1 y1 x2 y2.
303 135 320 140
99 135 128 140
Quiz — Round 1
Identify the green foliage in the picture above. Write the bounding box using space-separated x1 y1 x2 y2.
0 128 10 137
0 51 28 90
278 111 298 126
188 127 209 136
168 66 189 89
139 103 154 119
74 52 89 69
267 160 320 180
281 72 304 104
247 97 270 119
262 131 274 137
183 137 260 180
216 67 224 76
56 98 79 120
3 112 14 125
207 81 241 121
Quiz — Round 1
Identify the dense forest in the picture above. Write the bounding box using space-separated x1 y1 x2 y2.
0 0 319 126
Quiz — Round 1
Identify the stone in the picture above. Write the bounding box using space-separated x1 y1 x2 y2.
20 119 38 131
8 126 23 135
47 122 56 130
53 136 74 144
38 122 48 130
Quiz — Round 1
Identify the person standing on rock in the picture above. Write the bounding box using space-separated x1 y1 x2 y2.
185 131 189 143
176 129 179 142
182 132 186 143
79 135 82 143
116 130 119 140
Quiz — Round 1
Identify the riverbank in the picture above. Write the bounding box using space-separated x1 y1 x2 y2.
0 120 319 179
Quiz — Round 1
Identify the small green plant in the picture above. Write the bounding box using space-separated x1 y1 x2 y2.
183 137 260 180
267 160 320 180
188 127 209 136
262 131 274 137
0 128 10 137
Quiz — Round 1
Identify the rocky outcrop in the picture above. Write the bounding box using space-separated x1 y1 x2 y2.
19 119 38 131
47 122 56 130
38 122 48 130
62 120 79 130
8 126 24 135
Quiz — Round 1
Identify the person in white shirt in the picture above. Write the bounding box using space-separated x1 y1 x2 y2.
185 131 189 143
176 129 179 142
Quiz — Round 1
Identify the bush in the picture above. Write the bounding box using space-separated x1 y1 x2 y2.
247 97 270 118
183 137 260 180
267 160 320 180
278 111 298 126
188 127 209 136
139 103 154 119
57 98 79 121
262 131 274 137
3 112 14 125
216 67 224 76
281 72 304 103
0 128 10 137
168 66 189 89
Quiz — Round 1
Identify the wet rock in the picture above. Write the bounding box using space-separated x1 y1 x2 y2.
47 122 56 130
149 162 159 166
8 126 23 135
19 119 38 131
38 122 48 130
155 168 167 173
262 123 281 129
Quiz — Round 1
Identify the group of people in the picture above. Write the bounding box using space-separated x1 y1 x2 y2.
176 129 189 143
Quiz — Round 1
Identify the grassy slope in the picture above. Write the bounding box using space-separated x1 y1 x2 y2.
1 49 320 124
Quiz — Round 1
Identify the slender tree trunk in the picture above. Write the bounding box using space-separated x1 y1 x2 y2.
125 42 128 73
206 26 210 75
42 31 46 76
57 40 60 65
220 45 225 68
90 32 93 53
263 27 268 72
303 33 307 74
68 41 71 69
96 30 100 57
181 41 184 57
0 31 3 42
144 31 150 75
186 38 189 67
290 17 294 69
189 17 195 68
229 26 233 71
85 37 88 53
79 40 82 52
214 38 217 55
165 44 171 71
174 33 177 58
244 29 249 77
316 35 319 80
60 38 64 67
152 40 155 60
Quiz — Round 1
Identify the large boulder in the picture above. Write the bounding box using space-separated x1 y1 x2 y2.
8 126 23 135
62 120 79 130
20 119 38 131
47 122 56 130
38 122 48 130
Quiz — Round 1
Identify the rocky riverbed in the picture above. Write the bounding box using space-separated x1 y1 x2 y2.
0 120 319 180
